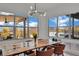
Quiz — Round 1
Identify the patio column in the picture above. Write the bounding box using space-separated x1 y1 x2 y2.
56 17 58 37
23 18 26 39
27 17 29 38
72 17 74 39
13 16 16 39
69 15 72 39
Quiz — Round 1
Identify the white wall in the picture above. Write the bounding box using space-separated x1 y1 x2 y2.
38 16 49 39
62 39 79 56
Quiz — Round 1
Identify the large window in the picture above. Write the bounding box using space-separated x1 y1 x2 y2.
16 19 24 39
58 16 70 38
48 15 79 39
48 15 70 39
0 15 39 40
0 15 24 40
48 17 57 37
28 16 38 38
0 16 14 40
73 18 79 38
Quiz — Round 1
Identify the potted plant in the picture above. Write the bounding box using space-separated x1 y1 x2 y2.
32 32 37 47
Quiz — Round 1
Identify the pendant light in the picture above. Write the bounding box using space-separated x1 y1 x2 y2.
28 3 47 16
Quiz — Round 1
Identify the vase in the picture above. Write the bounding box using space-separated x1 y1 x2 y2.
34 38 37 47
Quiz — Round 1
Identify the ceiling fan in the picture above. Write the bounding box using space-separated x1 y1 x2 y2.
28 3 47 16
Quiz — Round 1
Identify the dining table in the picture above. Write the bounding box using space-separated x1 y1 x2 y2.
3 39 58 56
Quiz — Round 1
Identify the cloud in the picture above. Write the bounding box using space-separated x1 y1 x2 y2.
0 22 14 26
58 17 69 24
50 17 57 23
0 22 4 25
59 23 67 26
51 20 57 23
29 22 37 27
9 22 14 25
58 16 69 26
17 22 27 26
74 19 79 21
0 20 38 27
58 23 67 29
17 22 23 26
50 16 69 25
16 21 37 27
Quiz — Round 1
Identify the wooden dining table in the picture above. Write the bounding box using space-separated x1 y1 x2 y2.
4 39 57 56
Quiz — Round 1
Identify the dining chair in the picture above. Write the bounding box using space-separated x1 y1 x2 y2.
24 50 36 56
0 49 3 56
28 51 36 56
54 43 65 56
36 47 54 56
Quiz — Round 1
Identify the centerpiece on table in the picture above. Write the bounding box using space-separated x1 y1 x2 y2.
32 32 37 47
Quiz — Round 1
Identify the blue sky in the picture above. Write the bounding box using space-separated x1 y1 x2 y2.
0 15 79 28
0 16 38 27
49 15 79 27
0 16 38 32
0 15 79 32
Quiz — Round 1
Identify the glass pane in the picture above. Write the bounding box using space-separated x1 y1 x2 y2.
0 27 14 40
15 27 24 39
28 16 38 38
15 16 24 39
74 18 79 38
0 16 14 40
58 15 70 38
48 17 57 37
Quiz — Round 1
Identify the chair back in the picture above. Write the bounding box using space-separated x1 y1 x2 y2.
28 52 36 56
36 48 54 56
0 49 3 56
54 44 65 55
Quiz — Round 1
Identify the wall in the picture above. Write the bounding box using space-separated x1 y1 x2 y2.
62 39 79 56
38 16 49 39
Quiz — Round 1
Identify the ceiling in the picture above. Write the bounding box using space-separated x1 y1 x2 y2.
0 3 79 18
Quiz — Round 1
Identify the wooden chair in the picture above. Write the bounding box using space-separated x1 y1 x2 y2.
0 49 3 56
28 51 36 56
54 43 65 56
24 50 36 56
27 45 54 56
36 47 54 56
